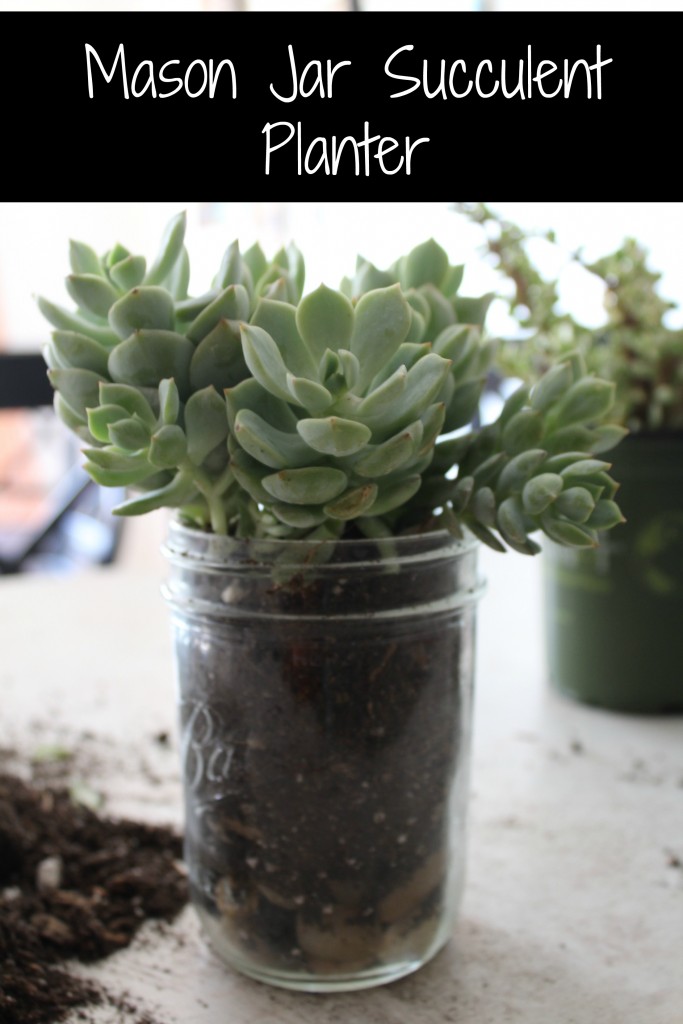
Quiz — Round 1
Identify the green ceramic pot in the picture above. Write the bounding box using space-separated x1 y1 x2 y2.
544 432 683 713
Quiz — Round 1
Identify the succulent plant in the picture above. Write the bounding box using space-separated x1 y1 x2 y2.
429 353 625 554
41 211 304 533
39 213 624 553
456 202 683 433
342 237 495 339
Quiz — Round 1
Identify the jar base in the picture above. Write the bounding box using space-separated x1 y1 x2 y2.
197 906 451 992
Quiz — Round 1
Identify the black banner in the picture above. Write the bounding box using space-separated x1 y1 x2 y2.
2 11 677 199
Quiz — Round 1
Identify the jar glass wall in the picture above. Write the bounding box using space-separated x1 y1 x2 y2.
163 520 483 991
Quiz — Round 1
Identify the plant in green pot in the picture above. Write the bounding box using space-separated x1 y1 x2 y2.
458 202 683 713
39 213 623 992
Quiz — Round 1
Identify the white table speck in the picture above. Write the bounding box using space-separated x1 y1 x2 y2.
1 546 681 1024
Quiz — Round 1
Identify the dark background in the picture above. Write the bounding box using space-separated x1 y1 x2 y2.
1 11 676 198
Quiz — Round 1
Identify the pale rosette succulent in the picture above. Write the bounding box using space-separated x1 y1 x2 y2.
342 239 625 552
432 354 626 555
39 214 625 553
41 211 304 533
227 282 474 538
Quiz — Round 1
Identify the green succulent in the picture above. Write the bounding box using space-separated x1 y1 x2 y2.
227 281 456 537
39 213 625 553
342 237 495 339
456 202 683 433
345 238 498 446
41 211 304 533
427 354 625 554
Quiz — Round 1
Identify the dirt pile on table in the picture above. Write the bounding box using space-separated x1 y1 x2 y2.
0 772 187 1024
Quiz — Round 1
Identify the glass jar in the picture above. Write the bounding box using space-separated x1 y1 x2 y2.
162 519 483 991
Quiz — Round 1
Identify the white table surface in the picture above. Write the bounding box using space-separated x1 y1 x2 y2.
2 546 682 1024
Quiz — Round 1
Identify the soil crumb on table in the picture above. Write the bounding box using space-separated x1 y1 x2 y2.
0 772 187 1024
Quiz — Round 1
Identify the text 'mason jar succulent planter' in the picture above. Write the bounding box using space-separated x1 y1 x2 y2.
40 212 624 989
545 432 683 714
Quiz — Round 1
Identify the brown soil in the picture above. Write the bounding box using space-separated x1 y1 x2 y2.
0 772 188 1024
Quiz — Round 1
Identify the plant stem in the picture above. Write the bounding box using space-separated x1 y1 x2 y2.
184 462 228 535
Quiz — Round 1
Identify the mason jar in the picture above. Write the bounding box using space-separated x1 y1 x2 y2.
162 519 484 991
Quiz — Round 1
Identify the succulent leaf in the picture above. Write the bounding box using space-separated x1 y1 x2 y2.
356 366 408 419
159 378 180 425
296 284 354 362
107 329 195 396
443 378 484 433
38 296 119 348
296 417 371 457
454 293 494 327
540 512 597 548
401 239 449 290
551 378 616 429
432 324 476 363
114 467 197 515
187 284 250 344
370 475 421 515
441 264 465 297
420 285 456 339
324 483 378 520
375 353 452 437
109 255 147 292
353 421 423 478
560 458 612 480
51 331 110 376
240 323 292 401
84 460 154 488
471 485 496 527
54 392 87 431
213 240 247 291
69 240 103 277
144 211 187 286
271 504 327 528
108 287 175 339
350 285 411 391
369 342 430 390
587 423 629 454
496 450 548 494
87 404 129 443
235 409 312 469
175 290 219 323
502 409 544 454
286 374 333 414
189 319 249 392
99 382 156 426
351 258 395 297
84 446 150 473
166 247 191 301
48 367 105 419
497 496 529 546
226 377 299 433
555 486 595 524
148 425 187 468
586 500 625 529
184 386 230 466
530 360 574 413
262 467 348 505
108 416 151 451
252 299 317 379
521 473 564 516
242 242 268 286
66 274 119 318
